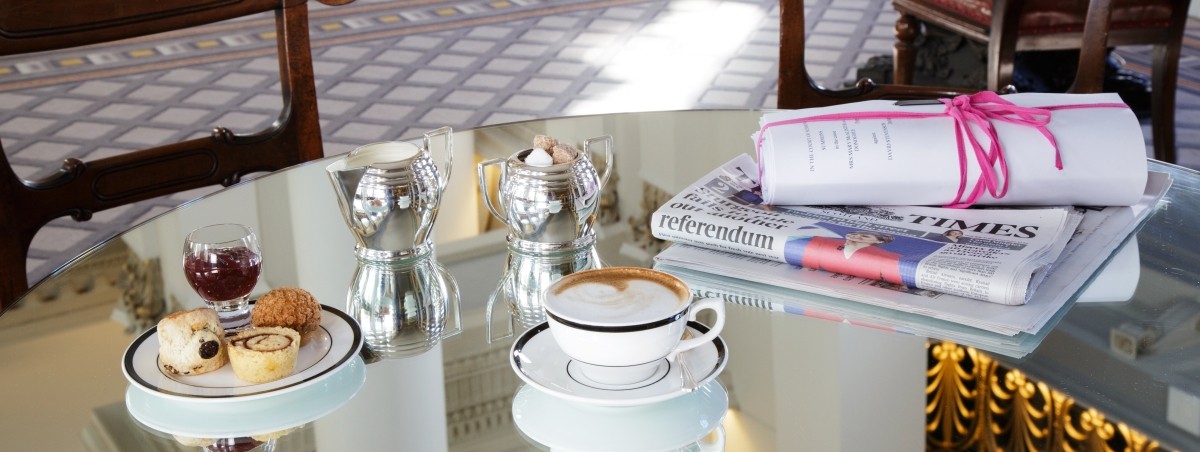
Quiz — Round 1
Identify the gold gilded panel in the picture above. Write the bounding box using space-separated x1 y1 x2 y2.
926 342 1170 451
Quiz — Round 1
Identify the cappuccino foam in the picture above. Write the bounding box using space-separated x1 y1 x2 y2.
547 269 688 324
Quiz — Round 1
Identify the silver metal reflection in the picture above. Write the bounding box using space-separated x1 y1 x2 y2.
347 254 461 359
478 135 612 252
486 241 603 343
327 127 452 262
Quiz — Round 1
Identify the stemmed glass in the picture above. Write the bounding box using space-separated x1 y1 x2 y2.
183 223 262 331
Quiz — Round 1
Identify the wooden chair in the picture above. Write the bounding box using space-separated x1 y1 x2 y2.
778 0 975 109
0 0 353 308
890 0 1190 163
780 0 1138 130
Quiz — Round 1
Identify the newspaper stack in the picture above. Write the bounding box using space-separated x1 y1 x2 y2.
651 154 1169 338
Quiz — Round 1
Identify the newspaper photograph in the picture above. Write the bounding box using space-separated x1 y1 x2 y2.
651 154 1083 306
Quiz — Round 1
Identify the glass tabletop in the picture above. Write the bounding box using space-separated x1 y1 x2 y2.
1 110 1197 451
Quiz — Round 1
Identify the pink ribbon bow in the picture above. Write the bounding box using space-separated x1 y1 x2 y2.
754 92 1127 208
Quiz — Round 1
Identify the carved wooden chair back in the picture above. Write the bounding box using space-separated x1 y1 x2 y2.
778 0 975 109
890 0 1190 162
0 0 354 308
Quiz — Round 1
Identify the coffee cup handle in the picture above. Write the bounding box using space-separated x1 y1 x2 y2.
668 297 725 361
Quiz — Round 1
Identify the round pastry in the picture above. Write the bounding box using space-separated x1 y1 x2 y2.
251 287 322 344
226 326 301 384
252 426 299 441
157 308 226 376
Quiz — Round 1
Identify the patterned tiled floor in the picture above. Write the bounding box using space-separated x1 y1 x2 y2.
2 0 1198 286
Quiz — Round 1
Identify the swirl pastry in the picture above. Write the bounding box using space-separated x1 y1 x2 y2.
157 308 226 376
226 327 301 383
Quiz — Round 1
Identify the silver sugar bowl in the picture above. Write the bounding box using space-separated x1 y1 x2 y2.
478 135 612 252
327 127 452 262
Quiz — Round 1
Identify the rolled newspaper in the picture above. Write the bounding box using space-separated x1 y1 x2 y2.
754 92 1147 207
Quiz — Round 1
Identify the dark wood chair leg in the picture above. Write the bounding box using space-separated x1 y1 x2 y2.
0 235 31 310
1152 42 1180 163
778 0 808 108
987 0 1025 90
0 164 34 310
1067 0 1112 94
894 13 919 85
275 2 325 163
1150 4 1186 164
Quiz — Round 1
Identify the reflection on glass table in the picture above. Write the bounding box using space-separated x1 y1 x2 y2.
511 382 728 452
346 254 462 360
2 111 1199 451
125 356 366 439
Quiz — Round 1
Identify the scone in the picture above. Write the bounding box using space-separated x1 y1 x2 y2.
171 435 213 448
252 287 321 344
226 327 301 383
157 308 226 376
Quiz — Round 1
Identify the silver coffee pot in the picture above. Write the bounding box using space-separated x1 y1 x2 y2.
347 254 461 359
477 136 612 253
327 127 452 261
485 242 603 343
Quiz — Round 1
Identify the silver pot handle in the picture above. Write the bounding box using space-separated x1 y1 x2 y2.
584 135 613 187
485 285 514 343
477 158 508 224
424 126 453 192
435 263 463 341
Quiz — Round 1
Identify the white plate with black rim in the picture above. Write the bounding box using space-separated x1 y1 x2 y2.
510 321 728 407
122 304 363 403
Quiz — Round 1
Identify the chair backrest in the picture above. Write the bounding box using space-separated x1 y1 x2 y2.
777 0 1119 109
777 0 973 109
982 0 1118 94
0 0 354 307
888 0 1188 162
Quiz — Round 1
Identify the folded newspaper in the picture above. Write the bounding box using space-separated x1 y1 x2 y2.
650 155 1170 334
755 92 1148 207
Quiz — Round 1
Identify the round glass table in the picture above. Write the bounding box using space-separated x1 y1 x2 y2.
1 110 1197 451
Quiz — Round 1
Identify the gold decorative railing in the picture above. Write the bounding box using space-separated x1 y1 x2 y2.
926 342 1169 451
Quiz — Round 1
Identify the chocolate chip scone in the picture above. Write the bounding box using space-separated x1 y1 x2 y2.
157 308 226 376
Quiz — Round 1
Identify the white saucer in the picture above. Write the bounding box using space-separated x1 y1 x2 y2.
510 321 728 407
126 355 366 439
512 380 728 452
122 304 363 402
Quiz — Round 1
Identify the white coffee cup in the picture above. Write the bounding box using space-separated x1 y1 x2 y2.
542 267 726 386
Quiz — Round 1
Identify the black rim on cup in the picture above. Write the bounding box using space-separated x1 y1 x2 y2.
544 309 688 333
